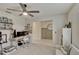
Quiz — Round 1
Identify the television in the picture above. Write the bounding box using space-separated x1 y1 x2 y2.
17 31 28 37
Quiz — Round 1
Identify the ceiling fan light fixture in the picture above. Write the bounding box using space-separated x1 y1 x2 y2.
23 12 28 15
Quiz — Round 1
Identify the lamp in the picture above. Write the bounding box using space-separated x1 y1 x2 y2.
23 12 28 15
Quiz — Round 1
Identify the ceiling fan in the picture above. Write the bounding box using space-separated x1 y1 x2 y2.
6 3 40 17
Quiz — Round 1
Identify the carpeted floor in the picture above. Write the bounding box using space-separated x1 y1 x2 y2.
10 40 56 55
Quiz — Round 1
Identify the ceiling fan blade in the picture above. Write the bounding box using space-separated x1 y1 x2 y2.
5 11 12 14
19 13 23 16
7 8 22 12
27 11 40 13
19 3 27 12
28 13 34 17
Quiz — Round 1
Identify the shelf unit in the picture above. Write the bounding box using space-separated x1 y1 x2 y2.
0 17 13 30
0 17 14 55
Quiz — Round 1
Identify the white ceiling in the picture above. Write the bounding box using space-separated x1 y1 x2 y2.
0 3 73 20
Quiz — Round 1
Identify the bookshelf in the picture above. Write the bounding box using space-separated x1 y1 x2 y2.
0 17 13 30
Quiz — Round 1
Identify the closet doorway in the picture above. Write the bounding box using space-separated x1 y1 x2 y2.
41 20 53 40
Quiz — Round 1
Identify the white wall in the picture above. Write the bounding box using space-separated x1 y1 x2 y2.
52 14 67 46
25 18 34 28
68 4 79 54
40 21 52 28
0 11 26 31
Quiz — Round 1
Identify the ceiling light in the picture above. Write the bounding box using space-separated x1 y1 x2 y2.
23 12 28 15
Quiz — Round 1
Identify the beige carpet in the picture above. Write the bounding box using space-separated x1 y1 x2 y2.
10 40 56 55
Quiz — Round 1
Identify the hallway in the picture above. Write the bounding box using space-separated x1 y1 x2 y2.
10 40 55 55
